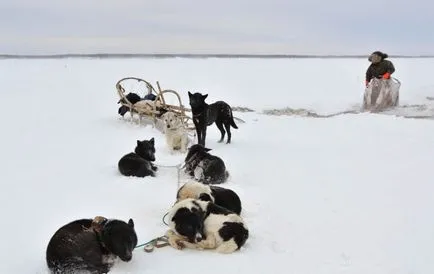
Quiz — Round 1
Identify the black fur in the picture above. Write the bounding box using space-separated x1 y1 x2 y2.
46 218 137 274
188 91 238 146
184 144 229 184
118 93 142 117
204 200 233 216
169 199 248 251
171 207 205 243
218 222 249 250
198 193 213 202
118 138 157 177
210 186 242 215
204 203 248 250
118 105 129 116
176 182 242 214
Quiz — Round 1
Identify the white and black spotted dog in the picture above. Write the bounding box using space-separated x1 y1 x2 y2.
184 144 229 184
166 198 249 254
176 181 242 214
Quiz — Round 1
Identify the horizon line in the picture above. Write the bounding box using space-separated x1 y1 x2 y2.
1 53 434 59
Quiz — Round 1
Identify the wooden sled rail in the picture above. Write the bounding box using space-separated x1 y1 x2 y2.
115 77 195 130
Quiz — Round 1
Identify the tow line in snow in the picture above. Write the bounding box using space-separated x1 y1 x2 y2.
135 162 185 252
135 236 170 253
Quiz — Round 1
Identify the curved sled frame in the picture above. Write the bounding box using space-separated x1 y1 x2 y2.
116 77 195 131
155 82 195 130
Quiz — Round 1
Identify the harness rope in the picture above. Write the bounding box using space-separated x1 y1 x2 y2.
154 161 188 226
154 162 186 191
157 152 200 226
135 235 170 253
135 162 186 252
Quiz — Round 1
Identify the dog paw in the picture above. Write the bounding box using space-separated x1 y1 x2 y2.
168 239 185 250
176 240 186 249
195 244 204 250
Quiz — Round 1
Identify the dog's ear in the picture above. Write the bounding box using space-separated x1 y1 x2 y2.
202 94 208 100
128 218 134 228
149 137 155 144
204 147 212 152
198 193 212 202
137 140 141 146
188 91 192 97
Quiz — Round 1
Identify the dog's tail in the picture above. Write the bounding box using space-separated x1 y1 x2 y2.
230 109 238 129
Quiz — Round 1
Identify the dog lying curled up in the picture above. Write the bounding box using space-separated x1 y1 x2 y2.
46 216 138 274
118 138 157 177
184 144 229 184
161 111 189 153
176 181 242 214
166 198 249 254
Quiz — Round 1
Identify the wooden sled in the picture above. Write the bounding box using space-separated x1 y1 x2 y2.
116 77 195 132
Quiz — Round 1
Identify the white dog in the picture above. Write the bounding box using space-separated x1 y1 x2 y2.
161 111 189 153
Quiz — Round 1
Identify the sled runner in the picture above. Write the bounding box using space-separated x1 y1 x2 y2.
363 77 401 112
116 77 195 132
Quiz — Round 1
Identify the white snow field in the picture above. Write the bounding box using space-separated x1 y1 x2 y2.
0 57 434 274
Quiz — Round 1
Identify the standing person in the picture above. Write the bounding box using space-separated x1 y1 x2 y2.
365 51 395 87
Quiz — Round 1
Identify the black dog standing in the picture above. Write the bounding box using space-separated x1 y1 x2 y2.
188 92 238 146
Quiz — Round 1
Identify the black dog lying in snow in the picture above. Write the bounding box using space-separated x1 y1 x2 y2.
184 144 229 184
188 91 238 146
176 181 242 214
46 216 138 274
118 138 157 177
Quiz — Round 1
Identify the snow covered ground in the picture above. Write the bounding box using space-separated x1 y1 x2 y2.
0 57 433 274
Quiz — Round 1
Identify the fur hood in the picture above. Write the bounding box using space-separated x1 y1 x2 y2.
368 51 389 63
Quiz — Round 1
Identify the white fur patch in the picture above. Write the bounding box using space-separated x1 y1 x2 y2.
166 198 201 233
193 164 205 181
215 238 239 254
201 204 246 253
177 182 214 202
161 111 189 153
167 199 247 253
133 100 158 112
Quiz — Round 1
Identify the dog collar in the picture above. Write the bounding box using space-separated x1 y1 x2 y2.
84 216 111 251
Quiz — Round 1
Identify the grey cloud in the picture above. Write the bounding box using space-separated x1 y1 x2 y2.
0 0 433 55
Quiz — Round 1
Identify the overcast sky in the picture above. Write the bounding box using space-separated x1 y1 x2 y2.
1 0 433 55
